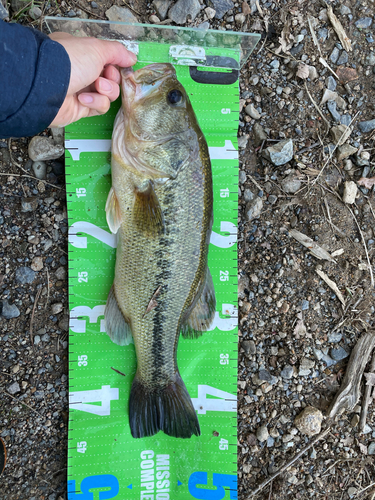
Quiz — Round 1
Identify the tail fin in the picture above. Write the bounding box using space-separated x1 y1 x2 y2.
129 373 200 439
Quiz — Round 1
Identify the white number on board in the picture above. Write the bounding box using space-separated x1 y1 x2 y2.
77 441 87 453
191 385 237 414
219 439 229 451
220 354 229 365
220 270 229 282
69 386 119 416
70 305 106 333
220 188 229 198
78 271 88 283
210 221 237 248
78 355 88 367
221 108 231 114
69 221 117 249
76 188 86 198
207 303 237 332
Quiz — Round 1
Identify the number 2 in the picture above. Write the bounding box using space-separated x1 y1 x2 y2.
78 271 88 283
220 271 229 282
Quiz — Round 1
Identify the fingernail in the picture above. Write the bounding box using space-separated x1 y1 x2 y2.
79 94 94 104
100 79 113 91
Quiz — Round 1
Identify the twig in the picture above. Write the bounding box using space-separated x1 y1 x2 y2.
120 0 142 16
0 172 61 190
356 480 375 497
319 57 340 80
304 81 330 132
45 269 50 310
247 427 331 498
3 390 43 417
308 16 322 57
111 367 126 376
346 206 374 287
72 1 106 19
359 350 375 433
247 174 264 193
29 288 42 350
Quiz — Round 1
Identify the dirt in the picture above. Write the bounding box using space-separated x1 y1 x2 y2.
1 0 375 499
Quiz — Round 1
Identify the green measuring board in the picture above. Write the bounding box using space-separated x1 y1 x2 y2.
65 56 240 500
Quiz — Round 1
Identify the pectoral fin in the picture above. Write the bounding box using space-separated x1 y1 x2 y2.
133 180 165 237
105 187 122 234
104 285 133 346
181 267 216 339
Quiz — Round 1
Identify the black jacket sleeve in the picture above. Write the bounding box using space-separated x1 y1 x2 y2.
0 21 71 138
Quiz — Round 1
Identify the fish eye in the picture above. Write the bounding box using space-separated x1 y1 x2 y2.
167 89 183 105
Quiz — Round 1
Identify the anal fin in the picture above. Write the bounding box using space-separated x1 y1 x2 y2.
133 180 165 237
105 187 122 234
104 285 133 346
181 267 216 339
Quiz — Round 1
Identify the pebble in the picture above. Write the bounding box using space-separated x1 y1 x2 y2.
342 181 357 204
31 257 43 272
238 135 248 149
244 189 254 203
245 197 263 221
355 17 372 29
281 173 301 194
348 487 357 499
340 5 351 15
294 406 323 436
269 60 279 71
28 137 64 162
245 103 261 120
340 114 352 126
169 0 200 24
326 76 337 91
337 51 348 65
351 414 359 427
235 13 245 24
0 1 8 19
256 424 269 442
327 332 342 343
336 144 357 161
21 197 38 212
301 299 309 311
55 266 67 280
7 381 21 395
34 335 41 345
105 6 144 37
67 10 76 17
15 266 36 284
268 194 277 205
368 442 375 455
149 14 160 23
343 159 353 171
299 357 315 376
330 124 351 145
366 53 375 65
29 5 42 19
252 123 267 147
262 139 294 166
358 119 375 133
1 300 20 319
330 47 339 64
207 0 234 19
32 160 47 180
51 303 63 315
242 340 256 355
204 6 216 19
330 346 349 361
153 0 172 20
281 364 294 379
42 333 51 342
327 100 341 122
91 1 98 8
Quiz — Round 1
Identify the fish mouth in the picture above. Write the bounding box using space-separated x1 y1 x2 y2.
121 63 176 108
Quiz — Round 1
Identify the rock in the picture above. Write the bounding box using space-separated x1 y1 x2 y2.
368 442 375 455
55 266 67 280
358 119 375 133
149 14 160 23
268 194 278 205
351 414 359 427
281 173 301 193
34 335 41 345
330 124 352 145
366 53 375 65
252 123 267 146
239 170 246 184
330 47 339 64
21 197 38 212
204 6 216 19
1 300 20 319
207 0 234 19
32 160 47 180
242 1 251 15
50 127 64 145
343 159 353 171
7 382 21 395
321 89 346 109
237 135 248 149
269 60 279 71
15 266 36 284
327 100 341 122
328 332 342 343
348 488 357 499
340 5 351 15
336 144 357 161
342 181 357 204
31 257 43 272
105 6 144 37
244 189 254 203
245 197 263 221
59 315 69 332
152 0 172 20
0 1 9 19
262 139 293 166
242 340 256 356
326 76 337 91
245 103 261 120
51 160 64 176
294 406 323 436
299 357 315 376
51 303 63 315
281 364 294 379
256 424 269 442
340 114 352 126
330 346 349 361
169 0 201 24
29 5 42 19
355 17 372 29
337 51 348 65
235 13 245 24
308 65 318 80
28 137 64 162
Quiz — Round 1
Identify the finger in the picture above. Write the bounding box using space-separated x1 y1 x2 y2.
102 64 121 85
95 39 137 68
78 93 111 115
94 77 120 102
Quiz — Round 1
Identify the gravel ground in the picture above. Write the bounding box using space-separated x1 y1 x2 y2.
1 0 375 499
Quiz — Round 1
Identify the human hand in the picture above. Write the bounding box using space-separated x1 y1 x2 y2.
49 32 137 127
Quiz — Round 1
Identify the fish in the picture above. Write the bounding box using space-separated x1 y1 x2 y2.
104 63 215 439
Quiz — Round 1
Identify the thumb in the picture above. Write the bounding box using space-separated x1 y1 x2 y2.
96 39 137 68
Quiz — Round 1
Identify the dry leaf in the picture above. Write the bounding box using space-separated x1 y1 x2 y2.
316 269 345 306
327 5 352 52
336 66 358 84
277 27 294 54
296 63 310 79
364 372 375 386
289 229 336 262
358 177 375 189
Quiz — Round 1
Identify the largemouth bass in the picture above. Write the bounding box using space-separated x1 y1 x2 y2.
104 63 215 439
